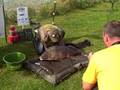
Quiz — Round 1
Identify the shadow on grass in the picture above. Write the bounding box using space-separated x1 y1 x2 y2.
89 9 110 12
65 34 102 42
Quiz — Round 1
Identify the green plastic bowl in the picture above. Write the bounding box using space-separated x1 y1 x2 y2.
3 52 26 70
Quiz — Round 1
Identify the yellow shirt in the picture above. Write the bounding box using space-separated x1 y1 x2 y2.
82 44 120 90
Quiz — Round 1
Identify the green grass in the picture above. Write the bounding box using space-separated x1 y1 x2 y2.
0 3 120 90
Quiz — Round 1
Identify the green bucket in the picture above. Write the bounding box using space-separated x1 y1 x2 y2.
3 52 26 70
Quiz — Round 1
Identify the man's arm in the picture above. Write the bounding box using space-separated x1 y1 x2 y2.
82 54 97 90
83 82 96 90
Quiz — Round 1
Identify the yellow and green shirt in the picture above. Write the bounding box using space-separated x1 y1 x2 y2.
83 44 120 90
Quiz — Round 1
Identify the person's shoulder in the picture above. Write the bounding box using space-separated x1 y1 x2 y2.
93 48 108 56
91 47 110 60
92 45 119 59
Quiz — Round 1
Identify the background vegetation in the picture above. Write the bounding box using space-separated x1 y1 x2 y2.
5 0 103 24
5 0 120 25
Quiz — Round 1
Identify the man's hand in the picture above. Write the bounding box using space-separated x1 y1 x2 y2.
88 52 93 60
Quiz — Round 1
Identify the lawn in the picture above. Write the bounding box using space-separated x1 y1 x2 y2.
0 3 120 90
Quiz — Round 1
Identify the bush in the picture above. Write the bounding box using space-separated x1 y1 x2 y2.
38 6 50 18
28 7 36 19
75 0 88 9
56 0 72 15
57 0 102 10
5 0 102 22
75 0 102 9
5 10 17 25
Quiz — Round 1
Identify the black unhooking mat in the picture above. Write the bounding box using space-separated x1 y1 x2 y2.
23 55 88 85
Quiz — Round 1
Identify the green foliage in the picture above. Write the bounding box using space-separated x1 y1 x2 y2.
56 0 73 15
38 6 50 19
102 0 119 10
75 0 102 9
103 0 119 2
57 0 102 9
5 0 102 24
75 0 88 9
5 10 17 25
28 7 36 19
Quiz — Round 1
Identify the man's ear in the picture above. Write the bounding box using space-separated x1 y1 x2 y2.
103 33 111 47
104 34 109 42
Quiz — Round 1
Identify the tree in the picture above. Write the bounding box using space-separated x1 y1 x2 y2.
109 0 119 10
